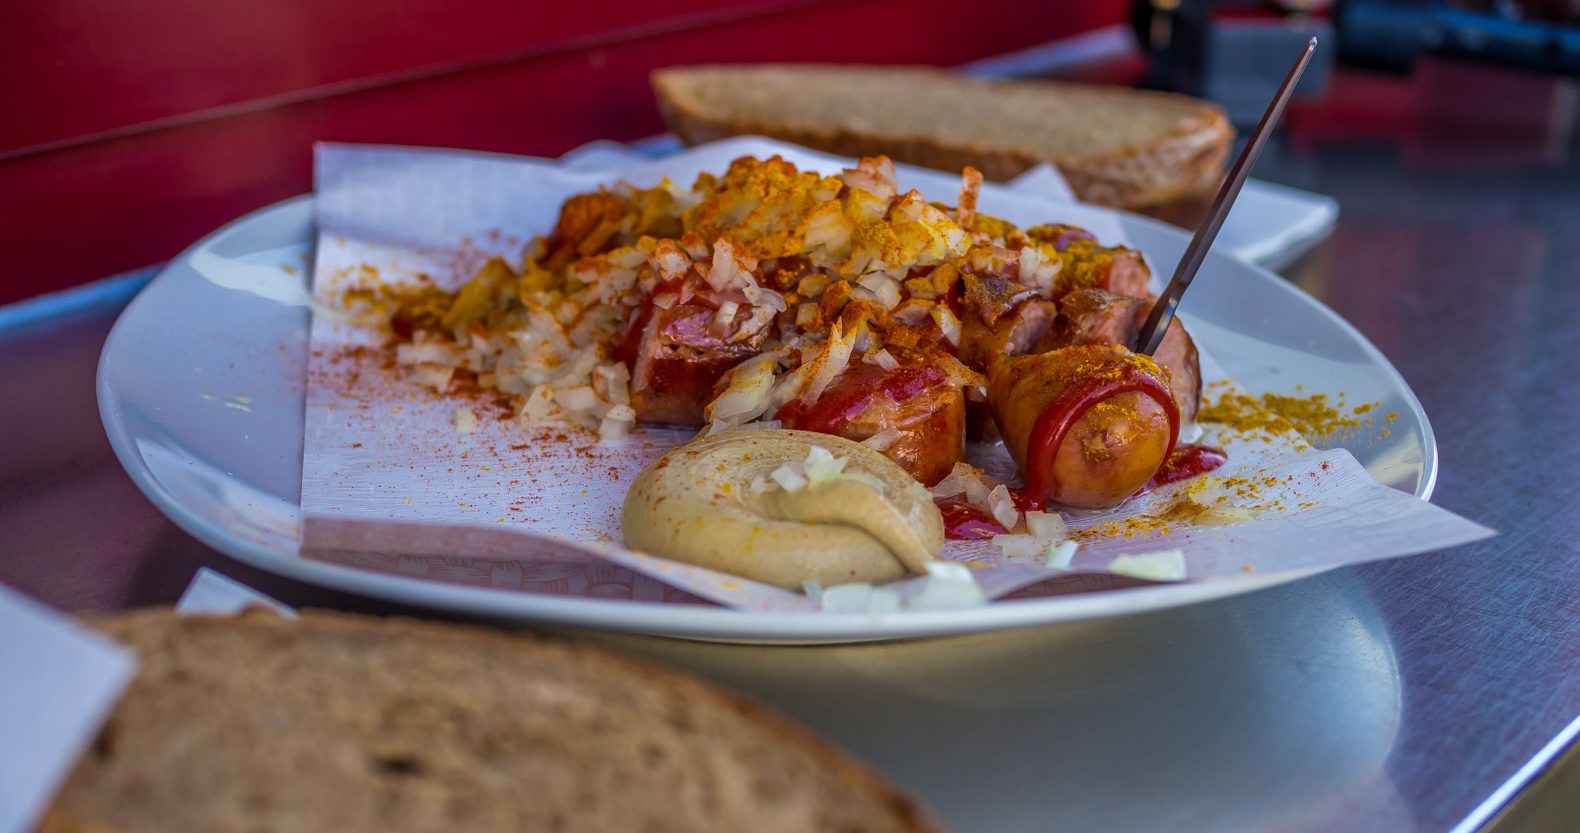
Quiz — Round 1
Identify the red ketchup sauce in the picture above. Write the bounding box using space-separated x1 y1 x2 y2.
937 498 1007 540
1142 444 1228 492
1018 366 1181 512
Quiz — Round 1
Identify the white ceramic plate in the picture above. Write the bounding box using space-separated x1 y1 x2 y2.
97 195 1435 642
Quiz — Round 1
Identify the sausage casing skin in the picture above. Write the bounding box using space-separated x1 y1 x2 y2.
988 344 1179 509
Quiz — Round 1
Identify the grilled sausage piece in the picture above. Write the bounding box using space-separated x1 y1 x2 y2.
1024 223 1097 252
1027 222 1151 298
955 273 1058 371
1040 288 1201 422
988 344 1179 509
539 192 630 272
617 302 770 426
777 363 965 486
954 272 1058 440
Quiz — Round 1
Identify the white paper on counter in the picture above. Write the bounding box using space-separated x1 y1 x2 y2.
176 569 297 617
301 138 1491 613
1005 163 1339 267
0 585 136 833
175 568 297 619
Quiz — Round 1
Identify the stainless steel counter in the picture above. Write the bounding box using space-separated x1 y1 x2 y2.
3 126 1576 833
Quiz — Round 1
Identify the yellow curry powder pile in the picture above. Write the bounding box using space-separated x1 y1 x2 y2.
1078 385 1403 541
1195 381 1398 443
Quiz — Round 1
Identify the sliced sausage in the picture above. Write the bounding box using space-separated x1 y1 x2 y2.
1146 309 1201 424
953 272 1059 441
1040 289 1201 422
1041 287 1147 350
617 301 770 426
1024 223 1097 252
955 272 1058 372
988 344 1179 510
776 363 965 485
1025 223 1150 298
539 191 630 271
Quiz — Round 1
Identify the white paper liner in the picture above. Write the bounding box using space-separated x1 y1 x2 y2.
0 585 136 833
300 138 1492 613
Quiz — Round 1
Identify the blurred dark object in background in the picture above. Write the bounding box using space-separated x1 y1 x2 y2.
1133 0 1334 125
1136 0 1580 129
1338 0 1580 75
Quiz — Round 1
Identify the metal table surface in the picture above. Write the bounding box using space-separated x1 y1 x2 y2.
3 129 1577 832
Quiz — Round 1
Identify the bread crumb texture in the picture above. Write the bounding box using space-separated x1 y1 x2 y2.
45 609 938 833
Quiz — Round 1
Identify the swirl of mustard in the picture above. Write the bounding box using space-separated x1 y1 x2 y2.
621 430 944 590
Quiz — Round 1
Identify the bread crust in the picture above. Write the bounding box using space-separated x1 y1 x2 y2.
44 608 943 833
653 64 1232 211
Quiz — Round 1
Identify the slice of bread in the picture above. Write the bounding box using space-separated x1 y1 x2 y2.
653 64 1232 210
43 609 940 833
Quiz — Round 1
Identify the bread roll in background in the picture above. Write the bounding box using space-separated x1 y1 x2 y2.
44 609 940 833
653 63 1231 219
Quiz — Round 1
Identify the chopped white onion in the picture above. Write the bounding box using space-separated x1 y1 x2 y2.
710 301 740 337
800 203 853 254
607 246 646 270
395 338 460 366
803 446 848 486
743 283 788 313
799 322 857 405
650 239 692 281
852 327 873 353
909 561 987 610
1026 511 1068 542
1046 540 1080 570
926 561 973 582
857 274 902 309
595 362 631 406
1109 550 1188 582
1018 244 1060 294
519 385 557 421
839 157 898 201
705 355 777 425
730 306 773 343
860 427 903 452
864 348 900 371
892 299 934 325
451 407 479 435
763 361 813 416
964 476 993 513
928 462 982 499
409 364 455 391
598 403 636 440
681 235 710 260
797 273 832 297
988 484 1019 530
931 304 962 347
820 582 900 615
553 385 600 412
995 534 1046 559
769 464 809 493
706 238 758 292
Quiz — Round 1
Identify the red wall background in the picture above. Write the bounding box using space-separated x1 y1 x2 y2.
0 0 1124 305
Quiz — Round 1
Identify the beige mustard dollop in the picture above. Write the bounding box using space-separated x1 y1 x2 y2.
621 430 943 590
